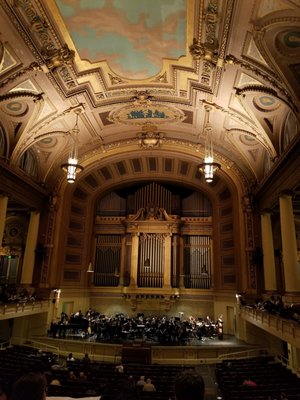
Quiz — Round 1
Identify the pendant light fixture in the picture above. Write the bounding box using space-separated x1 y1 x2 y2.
199 105 220 183
61 109 84 183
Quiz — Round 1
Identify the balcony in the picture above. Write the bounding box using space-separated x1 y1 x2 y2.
0 300 50 320
240 306 300 347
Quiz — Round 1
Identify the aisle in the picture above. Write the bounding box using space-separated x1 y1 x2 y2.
195 364 222 400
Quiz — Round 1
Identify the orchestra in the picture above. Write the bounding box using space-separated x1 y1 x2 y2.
49 310 223 344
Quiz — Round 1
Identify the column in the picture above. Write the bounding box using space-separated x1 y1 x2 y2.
163 234 171 289
179 237 185 288
260 210 277 291
119 235 126 286
0 194 8 246
130 233 139 288
21 211 40 285
279 192 300 292
172 235 179 287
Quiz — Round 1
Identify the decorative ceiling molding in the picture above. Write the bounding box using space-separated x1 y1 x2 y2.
225 55 294 107
108 103 186 126
0 0 298 201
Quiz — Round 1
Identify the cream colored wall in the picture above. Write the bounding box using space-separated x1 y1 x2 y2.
90 297 132 317
88 296 214 319
50 292 91 322
56 292 240 323
11 313 49 340
170 299 214 320
235 309 246 341
239 320 284 355
214 299 237 335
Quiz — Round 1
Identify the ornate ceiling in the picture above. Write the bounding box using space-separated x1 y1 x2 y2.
0 0 299 210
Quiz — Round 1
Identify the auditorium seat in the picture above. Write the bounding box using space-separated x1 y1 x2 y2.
0 345 207 399
215 356 300 400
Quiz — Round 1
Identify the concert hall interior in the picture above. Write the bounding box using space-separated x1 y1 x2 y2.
0 0 300 372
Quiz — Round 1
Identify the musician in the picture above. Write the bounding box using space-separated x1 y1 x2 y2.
74 309 83 318
50 310 221 344
50 321 58 338
216 314 223 340
205 315 216 338
158 320 168 344
60 312 68 323
85 308 93 318
177 323 188 345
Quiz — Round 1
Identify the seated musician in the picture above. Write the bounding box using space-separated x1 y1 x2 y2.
74 309 83 318
60 312 68 323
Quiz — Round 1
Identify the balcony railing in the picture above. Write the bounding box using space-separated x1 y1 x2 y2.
0 300 50 320
240 305 300 347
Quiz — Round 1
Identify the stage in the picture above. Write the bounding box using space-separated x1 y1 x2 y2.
27 333 261 365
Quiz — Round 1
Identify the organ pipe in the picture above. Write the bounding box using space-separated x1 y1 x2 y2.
94 234 121 286
134 182 172 213
138 233 164 288
183 235 211 289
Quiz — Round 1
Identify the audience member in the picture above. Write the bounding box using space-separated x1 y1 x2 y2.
174 369 205 400
0 382 7 400
11 372 47 400
67 352 75 362
0 284 38 305
49 377 61 386
280 392 288 400
82 353 91 364
51 361 67 371
246 295 300 324
142 378 156 392
78 371 88 382
68 370 77 381
136 375 146 389
242 378 257 387
122 375 137 396
115 363 124 375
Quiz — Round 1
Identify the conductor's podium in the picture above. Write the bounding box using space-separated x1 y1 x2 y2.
122 342 152 364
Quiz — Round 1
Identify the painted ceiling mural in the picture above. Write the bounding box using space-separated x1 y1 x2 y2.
56 0 187 79
0 0 299 215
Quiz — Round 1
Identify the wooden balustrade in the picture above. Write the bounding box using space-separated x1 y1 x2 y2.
240 306 300 347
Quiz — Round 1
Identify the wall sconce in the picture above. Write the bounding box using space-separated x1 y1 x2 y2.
199 105 220 183
87 261 94 273
61 109 84 183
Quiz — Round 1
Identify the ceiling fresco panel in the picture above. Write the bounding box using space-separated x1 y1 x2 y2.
56 0 187 79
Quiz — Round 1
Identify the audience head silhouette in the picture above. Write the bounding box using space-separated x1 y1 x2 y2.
0 381 8 400
174 369 205 400
11 372 47 400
